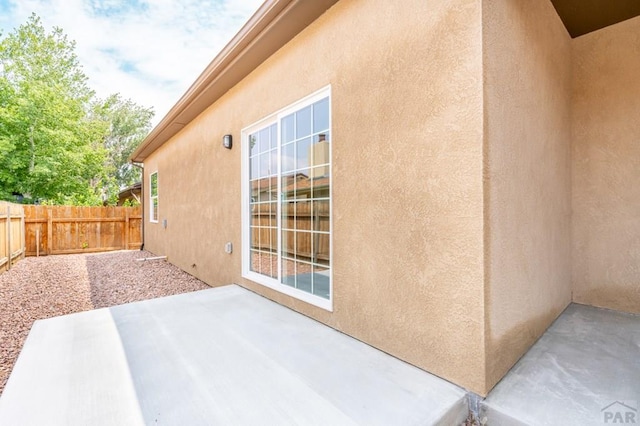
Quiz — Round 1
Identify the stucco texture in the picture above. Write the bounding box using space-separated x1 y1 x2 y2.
571 16 640 314
143 0 486 394
482 0 573 391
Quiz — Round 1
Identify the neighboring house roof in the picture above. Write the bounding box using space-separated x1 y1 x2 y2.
117 182 142 205
251 173 306 193
281 176 329 195
130 0 339 163
251 177 276 193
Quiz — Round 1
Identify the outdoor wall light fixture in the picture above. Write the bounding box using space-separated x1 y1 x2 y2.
223 134 232 149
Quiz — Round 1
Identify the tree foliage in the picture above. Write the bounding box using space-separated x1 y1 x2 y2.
94 93 154 197
0 14 153 205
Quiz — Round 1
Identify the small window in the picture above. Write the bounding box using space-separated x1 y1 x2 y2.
150 172 158 223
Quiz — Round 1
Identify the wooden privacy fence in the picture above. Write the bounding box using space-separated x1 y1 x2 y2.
23 206 142 256
251 201 330 263
0 202 26 272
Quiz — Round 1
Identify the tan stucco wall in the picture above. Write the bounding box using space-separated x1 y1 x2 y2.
143 0 486 394
571 16 640 314
482 0 573 391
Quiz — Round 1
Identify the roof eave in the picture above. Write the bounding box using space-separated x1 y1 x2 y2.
130 0 339 163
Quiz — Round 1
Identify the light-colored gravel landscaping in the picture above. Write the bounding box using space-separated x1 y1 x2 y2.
0 250 210 395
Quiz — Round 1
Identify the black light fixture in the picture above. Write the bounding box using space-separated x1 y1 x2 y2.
223 134 232 149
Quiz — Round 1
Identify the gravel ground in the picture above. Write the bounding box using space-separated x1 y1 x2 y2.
0 250 210 395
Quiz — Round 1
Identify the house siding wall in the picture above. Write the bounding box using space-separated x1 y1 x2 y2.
143 0 486 394
482 0 573 391
571 16 640 314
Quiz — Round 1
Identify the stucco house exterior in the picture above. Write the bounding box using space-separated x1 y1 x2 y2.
130 0 640 397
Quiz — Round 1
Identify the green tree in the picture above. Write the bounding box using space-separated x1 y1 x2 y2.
0 14 108 204
93 93 154 201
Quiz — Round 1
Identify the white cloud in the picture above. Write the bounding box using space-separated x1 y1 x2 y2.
0 0 263 125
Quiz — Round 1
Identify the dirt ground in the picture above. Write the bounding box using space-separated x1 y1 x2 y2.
0 250 209 395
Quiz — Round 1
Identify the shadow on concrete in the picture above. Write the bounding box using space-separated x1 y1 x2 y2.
482 303 640 426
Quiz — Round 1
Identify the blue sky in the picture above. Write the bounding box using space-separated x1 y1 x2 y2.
0 0 263 125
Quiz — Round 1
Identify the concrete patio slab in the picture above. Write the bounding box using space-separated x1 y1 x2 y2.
482 303 640 426
0 285 468 425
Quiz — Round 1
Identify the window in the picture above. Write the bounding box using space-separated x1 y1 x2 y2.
242 87 331 310
150 172 158 223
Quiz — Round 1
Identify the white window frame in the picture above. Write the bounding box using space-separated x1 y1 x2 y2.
149 171 158 223
241 85 332 311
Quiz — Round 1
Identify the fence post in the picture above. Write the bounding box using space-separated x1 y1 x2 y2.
21 207 26 260
47 207 53 255
0 206 4 272
124 209 130 250
6 205 11 270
